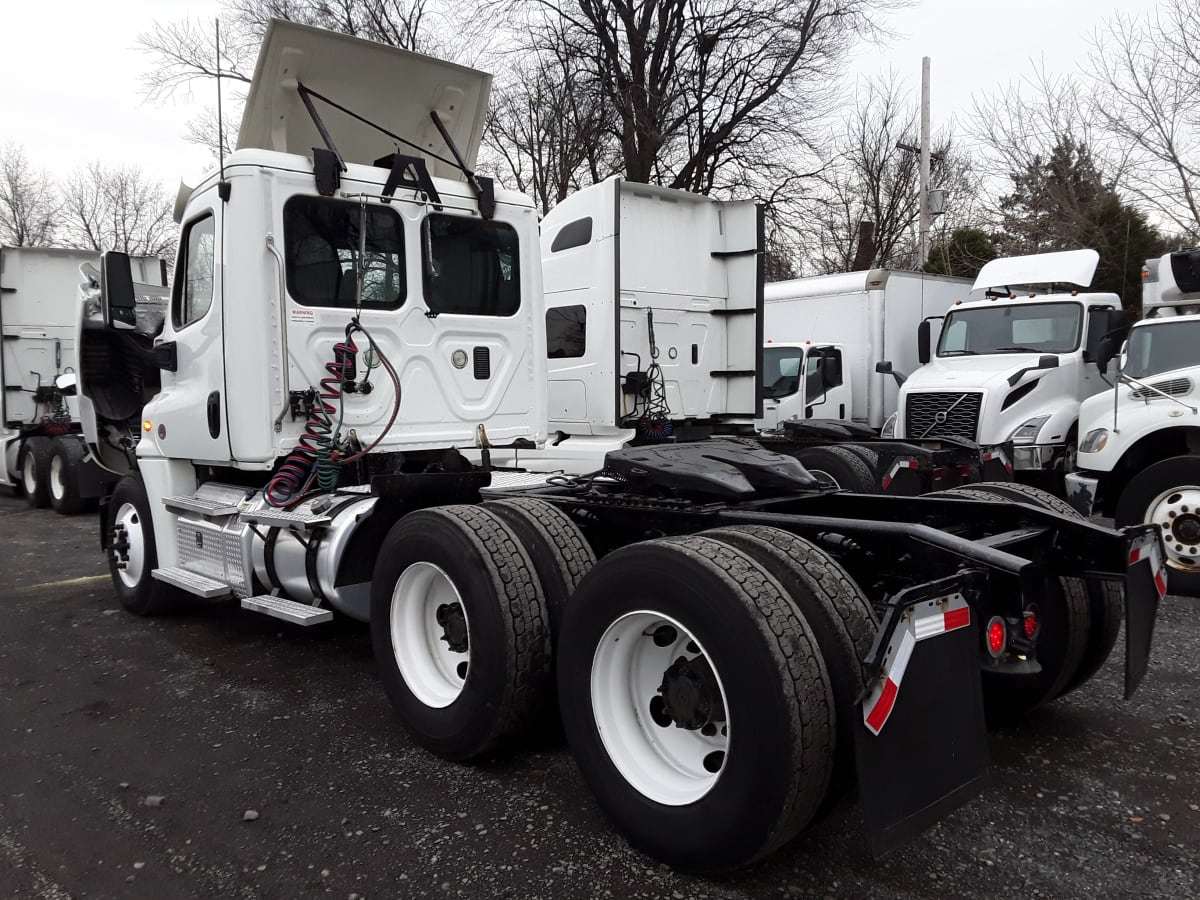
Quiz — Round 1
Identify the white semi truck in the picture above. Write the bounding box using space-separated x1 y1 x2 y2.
1068 247 1200 595
77 19 1166 874
885 250 1129 487
0 245 164 511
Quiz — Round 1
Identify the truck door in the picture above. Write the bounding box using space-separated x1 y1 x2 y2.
152 204 231 462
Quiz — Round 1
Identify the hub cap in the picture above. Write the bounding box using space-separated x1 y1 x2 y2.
111 502 146 589
1147 486 1200 572
390 561 470 708
591 611 730 806
807 469 841 490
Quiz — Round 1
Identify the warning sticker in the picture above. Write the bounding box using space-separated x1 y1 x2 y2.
289 308 316 326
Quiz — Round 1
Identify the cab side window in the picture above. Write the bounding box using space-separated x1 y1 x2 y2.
173 214 215 329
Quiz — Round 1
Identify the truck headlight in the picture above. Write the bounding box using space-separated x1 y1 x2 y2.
1009 415 1050 445
881 413 897 438
1080 428 1109 453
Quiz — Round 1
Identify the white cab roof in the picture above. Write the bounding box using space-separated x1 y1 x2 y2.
972 249 1098 292
237 19 491 181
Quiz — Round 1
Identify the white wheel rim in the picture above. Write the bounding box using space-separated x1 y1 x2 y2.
591 610 730 806
22 453 37 493
390 561 470 708
807 468 840 489
49 455 66 501
113 502 146 589
1147 485 1200 572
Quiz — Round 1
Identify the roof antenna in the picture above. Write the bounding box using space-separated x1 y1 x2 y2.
216 18 231 203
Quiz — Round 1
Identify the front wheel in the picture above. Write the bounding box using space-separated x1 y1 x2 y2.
1116 455 1200 597
557 535 835 872
106 475 177 615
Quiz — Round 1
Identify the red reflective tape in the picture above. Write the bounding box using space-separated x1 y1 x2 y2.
865 677 899 733
881 476 893 490
1155 571 1167 598
1130 547 1142 564
943 606 971 632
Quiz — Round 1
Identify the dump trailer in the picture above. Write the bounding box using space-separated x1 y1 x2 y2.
0 245 164 511
80 20 1166 874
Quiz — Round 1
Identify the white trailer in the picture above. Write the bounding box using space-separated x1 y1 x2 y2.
73 18 1165 876
1 246 164 510
761 269 975 430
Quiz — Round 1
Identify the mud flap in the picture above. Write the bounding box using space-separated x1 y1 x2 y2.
855 582 989 857
1125 528 1166 700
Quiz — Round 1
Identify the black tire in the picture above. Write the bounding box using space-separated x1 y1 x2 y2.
1115 455 1200 598
701 525 876 817
483 497 596 638
18 437 51 508
106 475 178 616
934 485 1090 721
793 445 878 492
841 444 880 473
47 437 88 515
557 535 834 872
370 506 552 762
960 481 1123 694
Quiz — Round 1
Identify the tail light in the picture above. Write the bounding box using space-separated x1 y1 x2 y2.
1023 606 1040 640
986 616 1007 658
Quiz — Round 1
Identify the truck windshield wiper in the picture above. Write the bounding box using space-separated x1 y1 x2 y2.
992 346 1043 354
939 350 977 356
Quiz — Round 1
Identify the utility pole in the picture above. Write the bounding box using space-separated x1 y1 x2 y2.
919 55 931 268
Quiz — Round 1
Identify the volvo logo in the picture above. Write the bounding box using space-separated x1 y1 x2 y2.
933 411 948 425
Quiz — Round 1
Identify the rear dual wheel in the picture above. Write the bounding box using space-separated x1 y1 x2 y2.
557 533 863 872
18 437 50 508
370 500 595 761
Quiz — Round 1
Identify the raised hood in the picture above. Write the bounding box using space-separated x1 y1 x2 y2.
237 19 492 181
972 249 1098 293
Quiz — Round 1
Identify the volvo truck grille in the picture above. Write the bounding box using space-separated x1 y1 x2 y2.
905 392 982 440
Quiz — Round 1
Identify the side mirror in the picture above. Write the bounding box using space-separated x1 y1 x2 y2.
1095 336 1118 375
101 251 136 328
917 320 931 365
54 373 78 396
1037 354 1059 371
875 360 907 386
818 354 843 389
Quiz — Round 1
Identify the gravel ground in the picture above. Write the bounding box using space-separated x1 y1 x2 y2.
0 493 1197 899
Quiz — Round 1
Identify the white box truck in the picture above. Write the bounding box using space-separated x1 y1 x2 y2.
760 269 977 430
1 246 164 511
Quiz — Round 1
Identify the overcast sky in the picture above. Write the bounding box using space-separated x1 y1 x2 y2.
0 0 1167 200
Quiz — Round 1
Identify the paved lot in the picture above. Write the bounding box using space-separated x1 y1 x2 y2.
1 492 1197 899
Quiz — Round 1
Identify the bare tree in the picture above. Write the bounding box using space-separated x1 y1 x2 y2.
483 37 619 213
510 0 903 193
809 76 980 272
61 163 177 260
1089 0 1200 240
0 143 60 247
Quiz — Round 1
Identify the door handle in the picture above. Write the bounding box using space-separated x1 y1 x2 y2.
207 391 221 439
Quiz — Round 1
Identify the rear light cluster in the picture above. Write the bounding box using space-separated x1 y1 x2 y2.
986 606 1040 659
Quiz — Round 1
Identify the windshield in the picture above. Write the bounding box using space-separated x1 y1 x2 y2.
762 347 803 399
1124 320 1200 379
937 302 1082 356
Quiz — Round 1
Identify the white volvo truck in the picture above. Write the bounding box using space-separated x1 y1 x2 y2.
77 19 1166 874
1068 247 1200 595
886 250 1128 488
1 245 164 511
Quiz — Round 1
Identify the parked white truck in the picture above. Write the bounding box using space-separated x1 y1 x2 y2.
885 250 1129 487
76 19 1166 874
1 245 164 511
1068 247 1200 595
760 269 975 430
